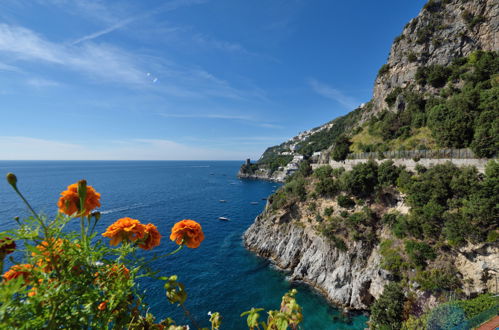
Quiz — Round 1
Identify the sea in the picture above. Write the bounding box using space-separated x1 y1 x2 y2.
0 161 368 329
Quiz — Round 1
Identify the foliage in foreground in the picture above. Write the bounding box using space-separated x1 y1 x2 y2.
0 173 302 329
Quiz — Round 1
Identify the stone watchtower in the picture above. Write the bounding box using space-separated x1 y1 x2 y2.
245 158 251 165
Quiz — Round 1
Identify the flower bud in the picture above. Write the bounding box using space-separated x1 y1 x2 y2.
77 180 87 201
6 173 17 187
0 237 16 255
92 211 101 221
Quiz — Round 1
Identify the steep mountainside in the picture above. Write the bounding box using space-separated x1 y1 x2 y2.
243 1 499 328
239 0 498 181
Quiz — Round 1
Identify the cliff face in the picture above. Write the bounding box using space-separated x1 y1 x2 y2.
237 167 286 182
244 211 389 309
367 0 498 119
244 198 499 310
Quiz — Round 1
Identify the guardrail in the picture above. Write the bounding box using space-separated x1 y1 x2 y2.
345 148 492 160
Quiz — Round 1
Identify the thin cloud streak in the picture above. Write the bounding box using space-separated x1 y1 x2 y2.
308 78 359 109
0 136 259 160
0 23 261 100
158 112 282 128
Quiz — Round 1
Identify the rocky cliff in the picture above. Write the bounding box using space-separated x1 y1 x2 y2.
244 210 389 309
244 192 499 311
367 0 498 119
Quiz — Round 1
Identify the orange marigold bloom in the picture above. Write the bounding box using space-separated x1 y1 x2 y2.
170 220 204 248
98 301 107 311
3 264 33 283
32 238 65 272
57 182 101 216
102 217 145 246
138 223 161 250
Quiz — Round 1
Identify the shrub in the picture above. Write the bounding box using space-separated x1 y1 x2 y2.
378 64 390 77
298 160 313 177
324 207 334 217
426 302 466 330
314 166 333 180
343 160 378 197
385 87 403 107
315 177 339 197
415 267 461 292
404 240 436 268
331 135 352 162
456 294 499 319
370 283 405 329
337 195 355 209
407 52 418 62
378 160 401 187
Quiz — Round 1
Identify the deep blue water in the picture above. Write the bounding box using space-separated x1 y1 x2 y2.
0 161 367 329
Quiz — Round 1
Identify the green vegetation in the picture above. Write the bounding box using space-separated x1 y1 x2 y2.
370 283 405 329
352 51 498 157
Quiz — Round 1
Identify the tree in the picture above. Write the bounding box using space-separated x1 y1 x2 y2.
370 283 405 329
331 135 351 162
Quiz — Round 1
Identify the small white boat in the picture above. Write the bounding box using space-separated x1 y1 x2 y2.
250 202 259 205
218 217 229 221
219 200 227 203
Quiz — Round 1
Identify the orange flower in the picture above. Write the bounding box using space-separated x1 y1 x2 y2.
98 301 107 311
32 238 65 272
57 182 101 216
102 217 145 246
170 220 204 248
3 264 33 283
138 223 161 250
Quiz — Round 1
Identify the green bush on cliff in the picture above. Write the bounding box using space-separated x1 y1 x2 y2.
342 160 378 197
404 240 436 268
370 283 405 329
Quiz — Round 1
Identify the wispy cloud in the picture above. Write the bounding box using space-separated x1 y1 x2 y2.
158 112 281 128
71 0 208 45
0 136 256 160
159 113 253 120
0 23 145 85
308 79 359 109
0 23 261 100
71 17 137 45
26 77 61 88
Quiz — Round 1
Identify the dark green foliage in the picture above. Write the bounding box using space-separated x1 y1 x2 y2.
314 166 339 197
370 283 405 330
298 160 313 177
343 160 378 197
314 166 333 180
415 266 461 291
407 52 418 62
416 65 451 88
378 160 401 187
269 176 307 210
385 87 403 107
456 294 499 319
461 10 486 29
379 240 405 275
470 87 499 157
323 207 334 217
339 210 349 218
331 135 352 161
364 51 498 154
423 0 447 12
426 303 466 330
337 195 355 209
378 64 390 77
296 107 363 156
404 240 436 268
381 213 398 226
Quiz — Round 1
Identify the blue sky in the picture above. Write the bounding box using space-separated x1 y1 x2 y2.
0 0 425 160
